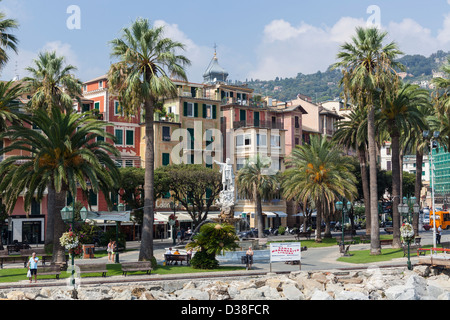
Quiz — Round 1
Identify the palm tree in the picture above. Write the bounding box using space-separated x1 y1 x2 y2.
23 51 82 113
333 106 371 234
108 18 190 261
236 154 279 239
0 108 120 263
0 8 18 69
0 80 22 131
333 27 403 255
378 83 428 247
282 135 357 242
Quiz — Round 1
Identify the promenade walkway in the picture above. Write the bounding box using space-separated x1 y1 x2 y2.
0 228 445 289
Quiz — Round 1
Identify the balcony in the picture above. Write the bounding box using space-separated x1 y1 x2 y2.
154 113 180 123
233 119 284 130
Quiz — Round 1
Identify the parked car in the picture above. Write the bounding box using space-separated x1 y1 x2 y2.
238 229 260 239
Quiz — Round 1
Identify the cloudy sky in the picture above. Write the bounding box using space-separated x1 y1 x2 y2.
0 0 449 83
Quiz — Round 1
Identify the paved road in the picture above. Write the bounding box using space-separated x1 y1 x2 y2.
0 228 446 288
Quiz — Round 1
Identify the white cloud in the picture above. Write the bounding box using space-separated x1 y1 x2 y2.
153 20 213 83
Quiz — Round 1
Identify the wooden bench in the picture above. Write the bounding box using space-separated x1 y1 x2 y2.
0 250 28 268
38 265 62 279
76 263 108 277
121 261 152 276
402 244 422 257
359 235 371 243
417 248 431 256
339 243 351 257
19 248 69 266
380 239 393 246
336 235 355 245
164 254 191 266
384 227 394 234
295 231 312 240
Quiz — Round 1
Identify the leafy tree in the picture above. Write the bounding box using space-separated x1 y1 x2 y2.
108 18 190 262
333 27 403 255
282 135 357 242
236 155 279 239
0 81 22 131
0 6 18 69
186 223 239 269
160 164 221 229
0 108 120 263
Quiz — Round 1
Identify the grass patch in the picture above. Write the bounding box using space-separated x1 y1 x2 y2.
268 237 339 248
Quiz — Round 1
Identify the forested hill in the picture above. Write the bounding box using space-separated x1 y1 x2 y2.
244 50 450 103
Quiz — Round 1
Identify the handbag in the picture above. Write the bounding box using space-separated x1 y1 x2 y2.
27 269 31 278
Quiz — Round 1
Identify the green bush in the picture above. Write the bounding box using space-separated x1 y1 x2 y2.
278 226 286 235
189 249 219 269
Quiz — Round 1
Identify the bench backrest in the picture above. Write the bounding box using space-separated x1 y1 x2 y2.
122 261 151 268
78 263 107 271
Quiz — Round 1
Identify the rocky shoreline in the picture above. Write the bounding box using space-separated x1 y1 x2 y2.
1 265 450 300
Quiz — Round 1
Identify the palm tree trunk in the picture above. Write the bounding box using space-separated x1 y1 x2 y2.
315 199 322 243
358 148 371 235
414 149 423 235
368 106 381 255
45 184 55 252
391 133 402 248
51 190 67 265
255 185 264 239
139 96 155 262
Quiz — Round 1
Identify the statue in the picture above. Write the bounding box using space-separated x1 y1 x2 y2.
214 158 236 222
214 158 235 192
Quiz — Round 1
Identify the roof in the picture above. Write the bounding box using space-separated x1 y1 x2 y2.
83 74 107 84
203 53 228 83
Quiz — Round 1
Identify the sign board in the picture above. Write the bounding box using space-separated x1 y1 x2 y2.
86 211 131 222
270 242 301 262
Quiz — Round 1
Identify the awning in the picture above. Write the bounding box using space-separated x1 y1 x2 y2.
263 211 277 218
293 211 317 217
274 211 288 217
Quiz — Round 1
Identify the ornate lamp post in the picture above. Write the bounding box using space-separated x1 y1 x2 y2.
60 204 88 290
335 200 352 245
169 201 178 245
399 196 419 270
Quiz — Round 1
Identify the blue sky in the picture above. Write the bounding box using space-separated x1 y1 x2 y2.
1 0 449 83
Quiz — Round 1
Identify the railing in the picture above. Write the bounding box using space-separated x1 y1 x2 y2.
233 120 284 130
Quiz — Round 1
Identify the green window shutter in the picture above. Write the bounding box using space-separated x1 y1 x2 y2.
183 102 188 116
212 105 217 119
194 103 199 117
115 129 123 145
187 128 194 149
202 104 207 118
162 153 170 166
126 130 134 145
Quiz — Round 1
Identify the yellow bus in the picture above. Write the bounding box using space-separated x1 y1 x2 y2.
429 211 450 230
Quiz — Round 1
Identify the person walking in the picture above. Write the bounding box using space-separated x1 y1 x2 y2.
111 241 117 263
437 226 443 245
27 252 39 283
107 240 113 262
246 246 254 270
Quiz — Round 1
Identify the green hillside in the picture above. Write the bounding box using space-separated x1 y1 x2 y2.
245 50 450 103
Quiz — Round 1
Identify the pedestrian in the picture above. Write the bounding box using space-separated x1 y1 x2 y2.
246 246 254 270
107 239 113 262
177 230 182 243
27 252 39 283
437 225 442 245
111 240 117 263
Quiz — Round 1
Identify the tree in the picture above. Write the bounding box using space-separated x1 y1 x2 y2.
333 106 371 234
0 108 120 263
23 51 83 251
108 18 190 261
333 27 403 255
186 223 239 269
161 164 221 230
236 155 279 239
0 80 22 131
0 6 18 69
378 83 428 248
282 135 357 242
23 51 82 113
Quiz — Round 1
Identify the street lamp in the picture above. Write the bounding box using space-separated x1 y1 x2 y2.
424 130 440 253
169 201 178 245
335 200 352 245
60 203 87 292
399 196 420 270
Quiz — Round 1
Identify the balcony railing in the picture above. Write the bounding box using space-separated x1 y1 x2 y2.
233 119 284 130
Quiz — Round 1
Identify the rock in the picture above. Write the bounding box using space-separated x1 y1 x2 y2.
282 284 305 300
259 285 283 300
7 291 25 300
335 290 369 300
310 289 333 300
234 288 264 300
177 289 210 300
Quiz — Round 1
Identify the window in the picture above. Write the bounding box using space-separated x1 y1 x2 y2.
94 101 100 110
115 160 123 168
162 153 170 166
82 104 90 113
295 116 300 128
237 158 247 171
125 160 133 167
244 134 251 146
31 199 40 215
83 85 87 92
115 129 123 145
125 130 134 146
257 133 267 147
236 135 243 147
162 126 171 141
88 190 98 206
114 101 123 116
204 104 212 119
184 102 197 117
187 128 194 149
99 80 103 89
271 135 280 148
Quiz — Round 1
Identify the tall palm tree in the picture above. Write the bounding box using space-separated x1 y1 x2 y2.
236 154 279 239
23 51 83 250
378 83 428 247
333 106 371 234
0 80 22 131
23 51 82 113
333 27 403 255
0 7 18 69
108 18 190 261
282 135 357 242
0 108 120 263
